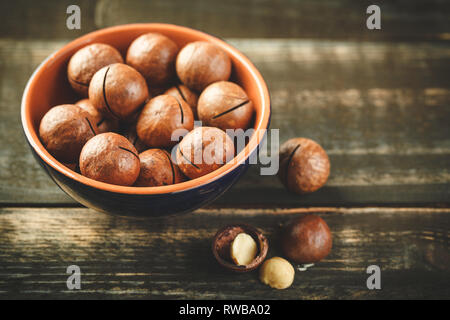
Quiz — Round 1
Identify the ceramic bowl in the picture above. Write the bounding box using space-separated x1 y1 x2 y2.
21 23 271 217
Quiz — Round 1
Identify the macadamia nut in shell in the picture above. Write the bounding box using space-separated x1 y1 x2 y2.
39 104 97 163
67 43 123 97
126 33 178 86
134 149 185 187
89 63 149 121
164 84 199 119
176 127 235 179
198 81 253 131
136 94 194 148
278 138 330 194
79 132 140 186
176 41 231 92
75 99 119 133
281 214 332 264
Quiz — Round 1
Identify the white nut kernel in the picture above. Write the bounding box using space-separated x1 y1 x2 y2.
259 257 295 289
230 233 258 266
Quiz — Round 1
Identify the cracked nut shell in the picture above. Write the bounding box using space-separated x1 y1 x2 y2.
136 94 194 148
278 138 330 194
176 126 234 179
67 43 123 97
134 149 185 187
281 214 332 264
164 84 199 119
212 224 268 272
176 41 231 92
126 33 178 87
198 81 254 131
79 132 140 186
39 104 98 163
75 99 119 133
89 63 149 121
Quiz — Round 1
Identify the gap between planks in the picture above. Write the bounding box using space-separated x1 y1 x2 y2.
1 206 449 216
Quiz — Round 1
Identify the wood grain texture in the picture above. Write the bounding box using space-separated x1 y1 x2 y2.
1 39 449 206
0 207 448 299
1 0 449 40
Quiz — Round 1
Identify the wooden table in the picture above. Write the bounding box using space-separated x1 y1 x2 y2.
0 0 449 299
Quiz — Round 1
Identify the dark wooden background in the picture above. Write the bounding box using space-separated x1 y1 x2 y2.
0 0 449 299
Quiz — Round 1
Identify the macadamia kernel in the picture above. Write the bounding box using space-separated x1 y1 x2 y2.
230 233 258 266
259 257 295 290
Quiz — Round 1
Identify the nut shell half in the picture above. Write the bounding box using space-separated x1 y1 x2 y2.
212 224 268 272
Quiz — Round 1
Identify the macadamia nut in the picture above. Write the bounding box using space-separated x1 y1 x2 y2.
278 138 330 194
67 43 123 97
230 233 258 266
176 126 235 179
164 84 199 119
259 257 295 290
39 104 97 163
198 81 254 131
126 33 178 86
176 41 231 92
281 214 332 264
134 149 185 187
79 132 140 186
136 94 194 148
75 99 119 133
89 63 149 121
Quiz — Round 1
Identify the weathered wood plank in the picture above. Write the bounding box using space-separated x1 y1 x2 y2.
1 0 449 41
1 39 449 206
0 207 448 299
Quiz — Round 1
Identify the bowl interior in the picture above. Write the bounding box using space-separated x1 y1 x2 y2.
22 23 270 194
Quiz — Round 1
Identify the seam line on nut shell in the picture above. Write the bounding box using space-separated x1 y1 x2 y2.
118 146 139 159
174 97 184 124
175 85 188 103
163 151 176 184
102 67 119 119
84 117 96 135
179 148 200 169
69 76 89 87
212 100 250 119
285 144 301 187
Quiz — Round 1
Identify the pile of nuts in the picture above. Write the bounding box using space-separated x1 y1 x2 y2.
214 136 332 290
216 214 332 290
40 31 335 291
39 34 255 186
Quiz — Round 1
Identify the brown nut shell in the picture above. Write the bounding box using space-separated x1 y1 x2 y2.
136 95 194 148
176 41 231 92
278 138 330 194
67 43 123 97
89 63 149 121
281 214 332 264
198 81 254 131
212 224 268 272
75 99 119 133
39 104 98 163
122 124 149 153
134 149 185 187
176 126 235 179
164 84 199 119
126 33 178 87
79 132 140 186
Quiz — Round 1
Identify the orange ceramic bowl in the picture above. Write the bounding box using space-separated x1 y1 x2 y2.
21 23 271 217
